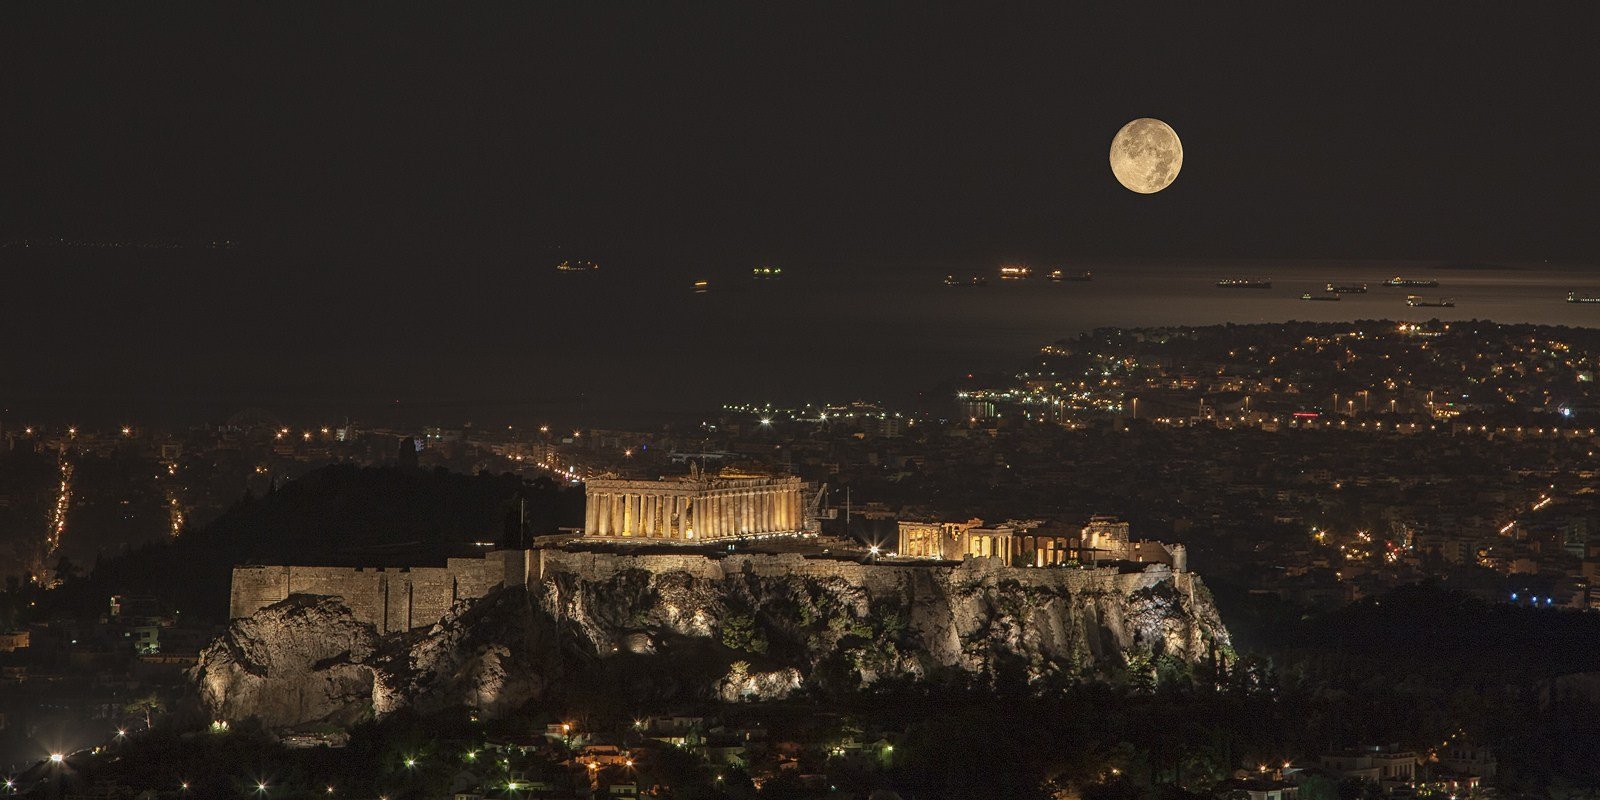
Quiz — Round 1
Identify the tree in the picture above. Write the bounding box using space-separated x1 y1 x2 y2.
124 693 165 729
720 614 769 654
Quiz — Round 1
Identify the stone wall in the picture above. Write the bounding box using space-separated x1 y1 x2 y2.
229 550 528 634
231 546 1194 636
534 548 1183 597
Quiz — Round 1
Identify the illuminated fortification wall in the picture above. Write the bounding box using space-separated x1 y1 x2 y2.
530 548 1194 598
230 547 1198 634
229 550 531 634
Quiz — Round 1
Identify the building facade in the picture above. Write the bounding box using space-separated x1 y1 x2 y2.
896 515 1185 571
1082 515 1131 561
583 471 812 542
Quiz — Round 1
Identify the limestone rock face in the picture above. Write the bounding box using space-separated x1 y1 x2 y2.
375 586 552 718
196 555 1232 731
193 595 380 729
541 557 1232 691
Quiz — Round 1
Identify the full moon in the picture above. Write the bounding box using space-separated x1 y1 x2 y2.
1109 118 1182 194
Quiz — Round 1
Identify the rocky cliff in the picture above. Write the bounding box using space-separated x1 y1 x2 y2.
193 553 1231 730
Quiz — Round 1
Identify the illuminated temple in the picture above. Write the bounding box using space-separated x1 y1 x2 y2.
583 469 814 542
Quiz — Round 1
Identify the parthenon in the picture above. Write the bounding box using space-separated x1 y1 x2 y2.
583 471 813 542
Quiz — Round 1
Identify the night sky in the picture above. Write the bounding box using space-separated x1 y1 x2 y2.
4 5 1599 423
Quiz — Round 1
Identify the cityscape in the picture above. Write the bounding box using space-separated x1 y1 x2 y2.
3 4 1600 800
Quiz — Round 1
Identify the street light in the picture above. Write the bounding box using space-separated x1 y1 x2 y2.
49 754 64 764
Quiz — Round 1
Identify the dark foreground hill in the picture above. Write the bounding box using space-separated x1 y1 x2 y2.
42 465 583 623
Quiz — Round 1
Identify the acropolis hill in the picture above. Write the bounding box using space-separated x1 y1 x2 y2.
198 473 1232 730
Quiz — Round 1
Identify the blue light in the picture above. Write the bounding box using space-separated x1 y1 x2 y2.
1510 592 1518 601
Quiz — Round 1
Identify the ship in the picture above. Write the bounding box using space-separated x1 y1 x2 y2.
1384 277 1439 287
555 259 600 272
1406 295 1455 308
1567 292 1600 304
752 265 783 280
1049 269 1093 282
1326 283 1368 293
998 265 1032 280
945 274 988 287
1216 279 1272 289
1301 292 1341 301
691 279 711 293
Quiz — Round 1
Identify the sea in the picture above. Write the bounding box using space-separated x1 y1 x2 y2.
6 251 1600 430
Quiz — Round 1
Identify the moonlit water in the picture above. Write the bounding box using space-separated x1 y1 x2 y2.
7 253 1600 428
481 259 1600 425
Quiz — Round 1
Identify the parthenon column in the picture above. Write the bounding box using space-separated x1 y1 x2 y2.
762 491 772 532
585 492 597 534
